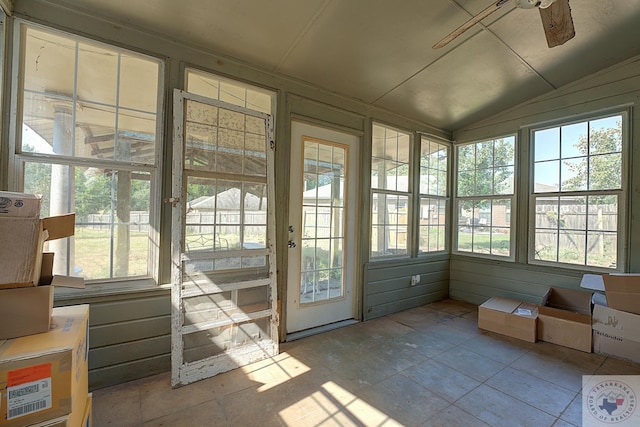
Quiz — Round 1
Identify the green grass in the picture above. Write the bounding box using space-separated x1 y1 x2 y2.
457 231 511 256
74 227 149 280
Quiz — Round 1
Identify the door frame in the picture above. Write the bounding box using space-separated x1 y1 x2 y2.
285 118 363 337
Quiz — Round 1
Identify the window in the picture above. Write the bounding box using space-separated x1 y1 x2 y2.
531 114 624 269
370 124 411 257
419 137 448 253
16 24 162 282
455 136 516 257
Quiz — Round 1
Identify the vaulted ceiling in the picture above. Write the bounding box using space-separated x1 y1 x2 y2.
31 0 640 132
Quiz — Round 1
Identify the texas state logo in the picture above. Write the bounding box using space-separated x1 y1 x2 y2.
586 380 636 424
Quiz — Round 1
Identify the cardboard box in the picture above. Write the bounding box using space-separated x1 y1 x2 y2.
0 286 54 340
0 213 77 290
0 253 84 340
0 192 41 218
592 304 640 364
82 393 92 427
28 415 69 427
0 305 89 427
602 274 640 315
537 287 593 352
478 297 539 342
28 393 91 427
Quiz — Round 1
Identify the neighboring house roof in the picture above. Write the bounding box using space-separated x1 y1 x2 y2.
188 188 263 211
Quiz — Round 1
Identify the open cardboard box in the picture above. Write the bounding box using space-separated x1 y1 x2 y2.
592 304 640 364
0 213 76 290
602 274 640 315
537 287 593 352
478 297 539 342
0 253 84 340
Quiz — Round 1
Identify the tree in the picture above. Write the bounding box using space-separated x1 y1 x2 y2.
74 169 112 220
457 138 514 197
23 161 53 215
562 120 622 192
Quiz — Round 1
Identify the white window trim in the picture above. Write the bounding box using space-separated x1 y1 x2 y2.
370 122 413 260
526 110 629 272
8 19 165 288
417 136 451 256
452 135 517 261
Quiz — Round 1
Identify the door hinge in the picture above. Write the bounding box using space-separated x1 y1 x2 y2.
270 140 275 150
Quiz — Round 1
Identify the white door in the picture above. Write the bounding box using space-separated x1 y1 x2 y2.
171 90 278 387
287 121 359 334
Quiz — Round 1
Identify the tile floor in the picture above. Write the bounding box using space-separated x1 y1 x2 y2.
93 299 640 426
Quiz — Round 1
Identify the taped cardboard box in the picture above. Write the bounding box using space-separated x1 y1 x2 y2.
592 304 640 364
602 274 640 315
0 253 84 340
0 305 89 427
537 287 593 353
0 212 76 290
478 297 539 342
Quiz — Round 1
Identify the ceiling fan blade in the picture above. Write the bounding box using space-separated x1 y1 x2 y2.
538 0 575 47
433 1 509 49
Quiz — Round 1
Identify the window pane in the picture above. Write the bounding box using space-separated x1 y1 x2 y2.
457 170 475 197
589 153 621 190
456 199 511 256
21 25 160 164
419 197 446 253
185 69 272 114
534 128 560 162
494 137 515 166
494 166 514 195
119 54 159 112
560 122 586 159
590 116 622 154
456 138 515 198
533 193 618 268
371 124 411 191
370 192 408 257
77 43 118 105
24 162 151 280
587 232 617 269
561 157 587 191
24 27 75 94
420 137 448 197
534 161 559 192
533 115 622 194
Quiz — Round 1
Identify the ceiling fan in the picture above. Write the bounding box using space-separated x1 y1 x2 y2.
433 0 575 49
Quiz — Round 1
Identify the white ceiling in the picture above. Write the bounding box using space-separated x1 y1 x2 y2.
35 0 640 132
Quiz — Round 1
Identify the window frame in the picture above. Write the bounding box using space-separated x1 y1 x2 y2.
370 122 413 260
417 135 450 255
8 20 165 287
369 122 451 261
453 134 517 260
527 110 628 272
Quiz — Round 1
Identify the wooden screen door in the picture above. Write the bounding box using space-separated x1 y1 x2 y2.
170 90 278 387
286 120 359 335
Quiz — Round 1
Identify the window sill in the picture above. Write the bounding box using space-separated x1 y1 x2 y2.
54 278 170 303
366 253 450 269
